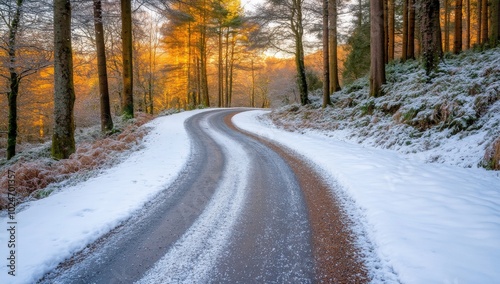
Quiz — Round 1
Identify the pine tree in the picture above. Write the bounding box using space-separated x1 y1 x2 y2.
370 0 386 97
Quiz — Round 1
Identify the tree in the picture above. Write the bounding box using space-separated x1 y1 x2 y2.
257 0 309 105
402 0 408 60
328 0 341 92
481 0 488 44
343 0 370 83
291 0 309 105
93 0 114 132
444 0 450 52
4 0 23 160
490 0 499 46
387 0 395 61
419 0 443 74
52 0 76 159
322 0 330 107
454 0 463 53
121 0 134 118
466 0 470 49
407 0 415 59
370 0 385 97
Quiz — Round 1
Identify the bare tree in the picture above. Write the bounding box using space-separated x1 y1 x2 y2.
93 0 113 132
322 0 330 107
1 0 50 159
121 0 134 118
328 0 341 92
256 0 309 105
52 0 76 159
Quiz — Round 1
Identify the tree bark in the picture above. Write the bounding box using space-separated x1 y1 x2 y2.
370 0 386 97
383 0 388 63
490 0 499 45
444 0 450 52
291 0 309 105
478 0 482 44
121 0 134 118
6 0 24 160
388 0 395 61
218 21 223 108
408 0 416 59
402 0 408 61
481 0 489 44
466 0 471 49
454 0 463 53
52 0 76 159
420 0 443 74
329 0 341 92
93 0 113 132
323 0 330 107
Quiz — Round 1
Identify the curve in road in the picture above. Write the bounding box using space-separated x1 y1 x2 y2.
39 109 367 284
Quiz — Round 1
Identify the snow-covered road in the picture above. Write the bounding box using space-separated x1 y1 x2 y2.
1 109 499 284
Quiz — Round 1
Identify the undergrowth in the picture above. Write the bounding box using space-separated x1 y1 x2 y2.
0 112 154 210
269 47 500 170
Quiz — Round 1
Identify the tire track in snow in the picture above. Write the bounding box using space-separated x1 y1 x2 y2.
136 111 250 283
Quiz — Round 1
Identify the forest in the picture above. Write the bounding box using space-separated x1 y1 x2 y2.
1 0 499 161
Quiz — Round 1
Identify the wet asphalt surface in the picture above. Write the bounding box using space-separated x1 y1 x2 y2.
39 109 314 283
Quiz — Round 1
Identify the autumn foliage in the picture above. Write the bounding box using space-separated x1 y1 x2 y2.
0 113 152 209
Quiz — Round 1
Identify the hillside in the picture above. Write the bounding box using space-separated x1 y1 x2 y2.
269 47 500 170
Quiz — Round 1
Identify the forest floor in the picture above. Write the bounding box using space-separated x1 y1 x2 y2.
271 46 500 170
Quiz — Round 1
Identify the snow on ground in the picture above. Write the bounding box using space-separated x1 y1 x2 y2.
233 110 500 284
0 109 210 284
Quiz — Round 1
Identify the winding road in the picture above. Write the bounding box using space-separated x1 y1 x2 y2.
39 109 367 283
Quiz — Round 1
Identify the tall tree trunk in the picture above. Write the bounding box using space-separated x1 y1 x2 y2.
93 0 113 132
228 35 236 107
52 0 76 159
466 0 471 49
402 0 408 61
454 0 463 53
445 0 450 52
408 0 416 59
328 0 341 92
420 0 443 74
482 0 489 43
187 21 193 108
6 0 24 160
121 0 134 118
478 0 482 44
218 24 223 107
322 0 330 107
383 0 389 63
291 0 309 105
370 0 386 97
388 0 395 61
251 59 255 108
199 2 210 107
490 0 499 45
225 29 230 108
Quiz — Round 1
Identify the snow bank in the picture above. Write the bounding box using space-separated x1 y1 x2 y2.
0 110 208 284
233 110 500 284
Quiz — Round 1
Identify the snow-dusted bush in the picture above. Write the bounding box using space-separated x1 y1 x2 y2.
0 112 153 210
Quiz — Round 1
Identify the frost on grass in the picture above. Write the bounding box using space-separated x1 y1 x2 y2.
0 112 153 210
269 47 500 169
